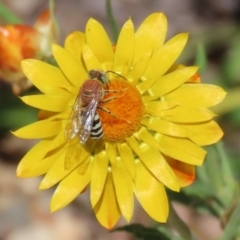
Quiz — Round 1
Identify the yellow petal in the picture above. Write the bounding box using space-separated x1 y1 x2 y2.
86 18 113 63
142 95 159 103
52 44 87 87
103 60 114 74
184 120 224 146
64 31 85 63
137 76 159 95
20 95 70 112
139 143 179 191
38 149 68 189
112 159 134 221
13 119 61 139
17 140 50 177
161 106 216 123
148 66 198 96
135 127 161 150
145 100 178 114
81 44 102 71
143 33 188 80
93 170 121 229
105 142 117 166
90 145 109 207
128 50 152 85
134 160 169 222
155 134 206 165
165 84 227 108
21 60 69 94
51 159 92 212
44 129 65 152
165 156 195 187
141 118 194 138
119 61 130 78
167 64 201 83
133 13 167 65
38 110 57 120
117 142 136 180
39 143 90 189
114 19 134 73
125 135 142 158
23 148 63 177
37 110 69 123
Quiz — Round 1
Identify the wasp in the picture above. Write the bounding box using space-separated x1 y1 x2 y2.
64 70 129 169
65 70 109 145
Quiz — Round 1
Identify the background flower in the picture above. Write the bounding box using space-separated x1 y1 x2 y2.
0 8 58 94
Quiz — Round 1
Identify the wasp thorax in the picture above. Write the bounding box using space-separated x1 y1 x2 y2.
80 79 104 106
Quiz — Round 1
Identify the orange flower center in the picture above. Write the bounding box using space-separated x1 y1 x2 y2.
98 79 144 142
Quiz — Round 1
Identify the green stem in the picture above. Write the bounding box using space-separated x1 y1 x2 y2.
105 0 119 43
220 202 240 240
0 2 22 24
167 201 199 240
49 0 59 42
194 43 207 74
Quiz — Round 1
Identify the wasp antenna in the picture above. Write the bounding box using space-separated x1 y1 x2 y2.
105 71 127 81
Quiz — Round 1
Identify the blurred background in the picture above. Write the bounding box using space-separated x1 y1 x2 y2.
0 0 240 239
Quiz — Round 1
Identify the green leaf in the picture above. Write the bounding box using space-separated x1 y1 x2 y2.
215 142 235 187
228 109 240 126
220 34 240 87
214 142 236 207
0 87 37 130
157 225 183 240
0 2 22 24
112 224 172 240
204 146 225 197
105 0 119 43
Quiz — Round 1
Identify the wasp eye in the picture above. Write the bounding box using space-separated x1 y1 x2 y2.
88 70 94 78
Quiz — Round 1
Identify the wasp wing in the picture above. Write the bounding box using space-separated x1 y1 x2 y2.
65 91 101 143
78 97 100 144
65 95 82 141
64 96 97 169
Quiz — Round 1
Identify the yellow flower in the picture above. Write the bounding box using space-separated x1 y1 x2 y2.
13 13 226 229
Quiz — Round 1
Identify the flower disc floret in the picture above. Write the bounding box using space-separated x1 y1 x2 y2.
99 79 144 142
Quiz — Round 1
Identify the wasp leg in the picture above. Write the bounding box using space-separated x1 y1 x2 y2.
98 105 131 124
102 88 127 98
104 89 119 93
99 96 118 104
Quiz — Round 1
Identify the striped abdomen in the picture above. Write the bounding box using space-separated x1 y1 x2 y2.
91 113 103 139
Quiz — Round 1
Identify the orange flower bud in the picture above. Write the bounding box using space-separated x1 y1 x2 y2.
0 9 58 94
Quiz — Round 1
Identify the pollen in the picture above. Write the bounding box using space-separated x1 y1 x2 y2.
98 79 144 142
